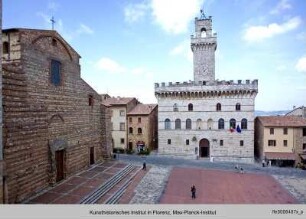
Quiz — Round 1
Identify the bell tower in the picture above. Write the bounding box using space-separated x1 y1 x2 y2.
191 10 217 84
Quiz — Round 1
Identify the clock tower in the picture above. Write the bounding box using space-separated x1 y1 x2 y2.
191 11 217 84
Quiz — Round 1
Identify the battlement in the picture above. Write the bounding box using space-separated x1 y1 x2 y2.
154 79 258 97
155 79 258 88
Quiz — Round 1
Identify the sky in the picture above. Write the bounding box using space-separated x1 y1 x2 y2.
3 0 306 111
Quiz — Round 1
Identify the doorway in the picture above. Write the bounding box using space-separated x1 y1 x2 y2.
90 147 95 165
55 150 65 182
199 138 210 158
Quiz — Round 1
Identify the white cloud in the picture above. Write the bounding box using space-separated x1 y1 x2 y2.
124 2 150 23
295 56 306 72
77 24 94 35
95 58 126 74
243 16 301 42
151 0 202 34
270 0 292 15
169 40 192 61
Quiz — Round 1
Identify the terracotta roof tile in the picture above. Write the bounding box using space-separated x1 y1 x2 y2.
127 104 157 115
257 116 306 127
101 97 135 107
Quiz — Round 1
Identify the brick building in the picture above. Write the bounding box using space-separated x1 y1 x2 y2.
0 0 4 204
102 97 138 152
1 28 107 203
255 116 306 167
155 12 258 163
127 104 158 152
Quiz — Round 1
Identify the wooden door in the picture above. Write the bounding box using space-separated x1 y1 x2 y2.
55 150 64 182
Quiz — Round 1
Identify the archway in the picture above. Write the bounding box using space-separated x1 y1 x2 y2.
199 138 210 158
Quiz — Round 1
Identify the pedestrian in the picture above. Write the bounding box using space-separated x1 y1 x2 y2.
262 159 265 167
142 161 146 170
191 185 196 199
240 167 244 174
235 164 239 172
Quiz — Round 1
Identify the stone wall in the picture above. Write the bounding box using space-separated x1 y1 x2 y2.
2 29 104 203
101 105 112 159
0 0 3 204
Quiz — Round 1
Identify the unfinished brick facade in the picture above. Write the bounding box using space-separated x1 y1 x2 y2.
0 0 3 204
1 28 105 203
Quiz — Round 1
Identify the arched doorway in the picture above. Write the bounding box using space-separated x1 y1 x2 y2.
199 138 210 158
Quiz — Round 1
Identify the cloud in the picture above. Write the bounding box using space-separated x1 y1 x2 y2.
124 2 150 23
95 58 126 74
169 40 192 61
270 0 292 15
243 16 301 42
151 0 202 34
295 56 306 72
77 24 94 35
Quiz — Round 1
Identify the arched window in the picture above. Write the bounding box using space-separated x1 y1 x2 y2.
236 103 241 111
138 128 142 134
188 103 193 111
196 119 202 130
3 42 9 54
216 103 221 111
173 103 178 112
230 119 236 129
129 127 133 134
241 118 248 129
175 119 181 129
164 119 171 130
186 119 192 129
201 28 207 37
218 118 224 129
207 119 213 130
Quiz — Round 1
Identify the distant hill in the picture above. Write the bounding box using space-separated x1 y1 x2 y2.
255 110 290 117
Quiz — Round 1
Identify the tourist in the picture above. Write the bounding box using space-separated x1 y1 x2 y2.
191 185 196 199
142 161 146 170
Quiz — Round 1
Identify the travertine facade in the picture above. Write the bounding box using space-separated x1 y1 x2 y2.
127 104 158 152
255 116 306 166
155 13 258 163
1 28 105 203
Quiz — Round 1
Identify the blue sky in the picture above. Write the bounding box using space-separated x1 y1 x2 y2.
3 0 306 111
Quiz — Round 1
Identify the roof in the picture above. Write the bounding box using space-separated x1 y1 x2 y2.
101 97 135 107
127 104 157 115
265 152 295 160
257 116 306 127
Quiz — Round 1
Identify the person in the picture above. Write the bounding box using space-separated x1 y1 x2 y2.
235 164 239 172
142 161 146 170
240 167 244 174
191 185 196 199
262 159 265 167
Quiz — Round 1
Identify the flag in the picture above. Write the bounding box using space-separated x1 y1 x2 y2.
230 126 235 132
236 125 241 133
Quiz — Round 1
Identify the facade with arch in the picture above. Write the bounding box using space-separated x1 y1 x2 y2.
155 12 258 163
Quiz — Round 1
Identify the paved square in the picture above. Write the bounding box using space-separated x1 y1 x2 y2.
160 167 298 204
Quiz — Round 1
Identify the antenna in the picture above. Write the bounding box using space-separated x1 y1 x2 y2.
50 16 56 30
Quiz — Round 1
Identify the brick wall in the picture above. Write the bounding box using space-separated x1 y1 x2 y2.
2 29 104 203
0 0 3 204
101 104 112 159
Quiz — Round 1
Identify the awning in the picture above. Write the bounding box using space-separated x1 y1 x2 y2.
300 154 306 160
265 152 295 160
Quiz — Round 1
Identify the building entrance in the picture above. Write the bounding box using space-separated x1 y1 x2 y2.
199 138 210 158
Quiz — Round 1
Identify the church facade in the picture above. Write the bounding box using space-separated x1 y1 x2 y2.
155 14 258 163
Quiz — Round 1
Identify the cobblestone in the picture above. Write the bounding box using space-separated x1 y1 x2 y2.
129 165 172 204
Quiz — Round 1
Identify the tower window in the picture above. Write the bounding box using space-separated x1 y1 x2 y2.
240 140 244 146
175 119 181 129
173 103 178 112
270 128 274 135
167 139 171 145
138 128 142 134
236 103 241 111
200 28 207 37
165 119 171 130
220 140 223 146
186 139 190 145
186 119 192 129
51 60 61 86
218 118 224 129
188 103 193 111
129 127 133 134
216 103 221 111
230 119 236 129
3 42 9 54
241 119 247 130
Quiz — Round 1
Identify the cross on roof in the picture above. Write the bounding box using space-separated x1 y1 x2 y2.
50 16 56 30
